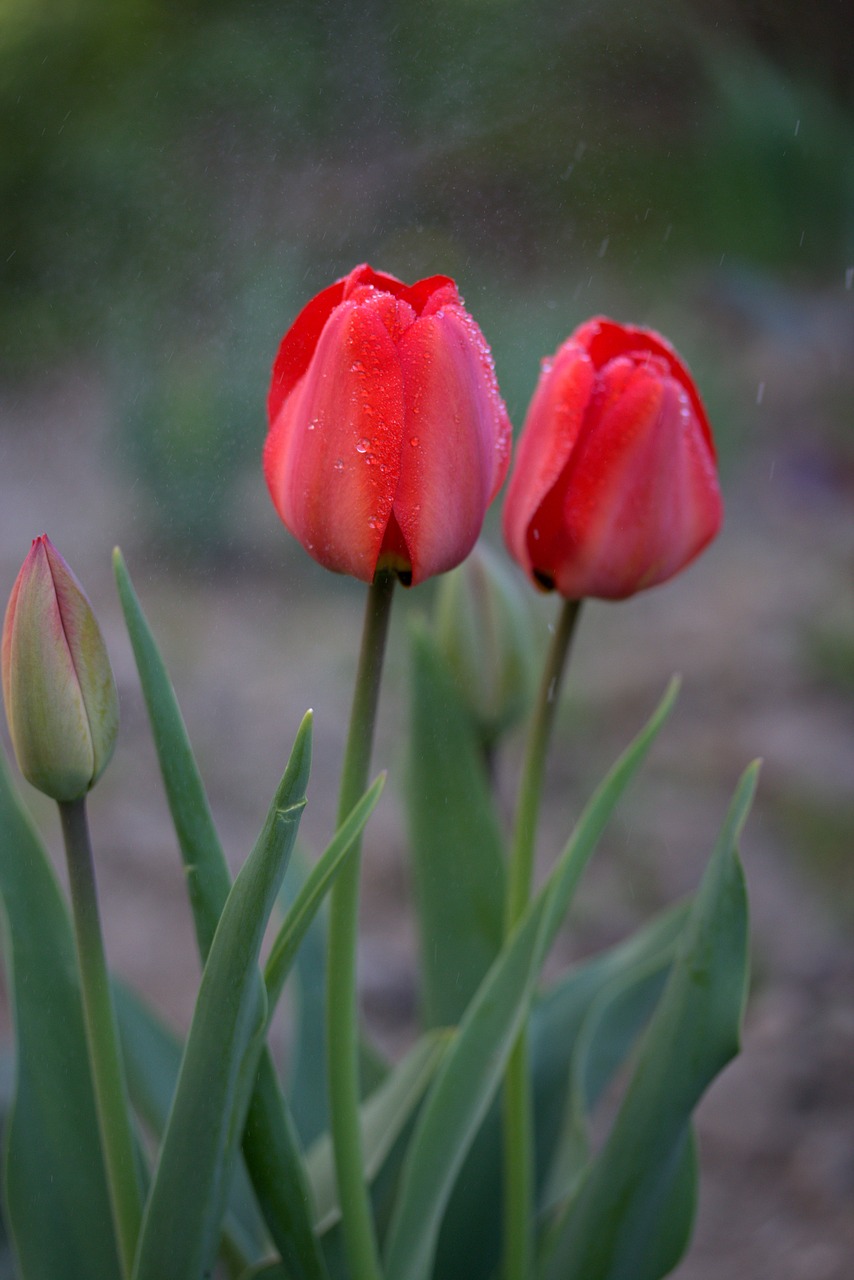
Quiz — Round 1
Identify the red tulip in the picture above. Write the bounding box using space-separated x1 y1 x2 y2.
264 264 511 585
502 317 723 600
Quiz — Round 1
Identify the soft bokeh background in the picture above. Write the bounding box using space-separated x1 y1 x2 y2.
1 1 853 1276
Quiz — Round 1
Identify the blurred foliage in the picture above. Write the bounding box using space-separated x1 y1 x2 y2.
1 0 852 552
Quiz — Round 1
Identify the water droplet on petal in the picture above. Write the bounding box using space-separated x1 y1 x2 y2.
356 438 370 453
409 436 420 447
334 458 344 472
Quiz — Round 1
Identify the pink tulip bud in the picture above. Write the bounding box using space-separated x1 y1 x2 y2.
264 264 512 586
503 317 723 600
2 536 118 801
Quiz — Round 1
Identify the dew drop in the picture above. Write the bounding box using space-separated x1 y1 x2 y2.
409 436 420 447
356 438 370 453
334 458 344 472
368 516 381 530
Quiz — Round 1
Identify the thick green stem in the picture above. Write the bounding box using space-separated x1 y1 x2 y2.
502 598 583 1280
326 572 395 1280
59 798 143 1280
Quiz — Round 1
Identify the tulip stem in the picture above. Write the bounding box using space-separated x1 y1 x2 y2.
59 797 143 1280
502 597 583 1280
327 571 395 1280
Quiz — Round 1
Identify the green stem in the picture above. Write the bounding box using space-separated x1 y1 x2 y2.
59 798 143 1280
502 597 583 1280
326 571 395 1280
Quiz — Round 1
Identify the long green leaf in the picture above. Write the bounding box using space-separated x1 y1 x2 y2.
306 1030 451 1234
133 714 311 1280
115 549 329 1280
284 859 389 1149
405 621 507 1026
541 763 758 1280
432 901 691 1280
383 681 679 1280
264 775 386 1013
113 981 268 1264
113 547 231 960
285 849 332 1146
0 752 122 1280
541 956 675 1214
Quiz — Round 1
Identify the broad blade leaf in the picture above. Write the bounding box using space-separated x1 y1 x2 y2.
284 857 389 1149
541 956 675 1212
133 714 311 1280
383 681 678 1280
114 981 268 1264
115 550 329 1280
405 621 506 1027
265 775 386 1013
432 902 691 1280
306 1030 451 1234
0 752 122 1279
542 763 757 1280
113 548 232 960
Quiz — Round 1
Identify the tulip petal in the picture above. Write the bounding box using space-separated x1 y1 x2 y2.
396 306 512 585
535 368 722 599
501 342 595 582
576 317 716 459
264 292 409 582
4 541 95 799
43 539 119 782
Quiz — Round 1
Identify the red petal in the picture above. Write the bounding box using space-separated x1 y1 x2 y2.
395 304 511 584
575 317 715 460
264 292 407 582
502 341 594 580
536 366 722 599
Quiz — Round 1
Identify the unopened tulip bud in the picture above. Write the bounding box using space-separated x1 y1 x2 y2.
2 536 118 801
434 542 536 745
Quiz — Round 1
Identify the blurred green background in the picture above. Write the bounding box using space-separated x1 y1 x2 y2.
2 0 852 551
2 3 854 1276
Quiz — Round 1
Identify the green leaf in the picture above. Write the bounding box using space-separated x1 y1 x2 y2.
113 548 232 961
541 762 758 1280
305 1030 451 1234
285 849 332 1146
113 982 269 1265
265 775 386 1013
115 550 329 1280
0 750 122 1279
405 621 507 1027
383 681 679 1280
541 955 675 1213
132 714 312 1280
284 859 389 1149
240 1264 293 1280
432 902 691 1280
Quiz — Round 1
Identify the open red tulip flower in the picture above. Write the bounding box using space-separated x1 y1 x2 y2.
264 264 512 586
503 317 723 600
